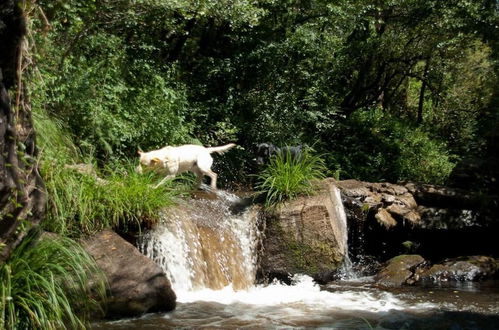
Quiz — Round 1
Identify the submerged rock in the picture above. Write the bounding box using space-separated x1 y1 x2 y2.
83 230 176 318
375 254 499 287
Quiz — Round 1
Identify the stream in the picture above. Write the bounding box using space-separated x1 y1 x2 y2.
92 190 499 329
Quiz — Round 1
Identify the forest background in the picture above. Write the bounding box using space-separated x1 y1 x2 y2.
28 0 499 188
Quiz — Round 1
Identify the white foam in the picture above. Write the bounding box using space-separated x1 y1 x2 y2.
177 274 435 313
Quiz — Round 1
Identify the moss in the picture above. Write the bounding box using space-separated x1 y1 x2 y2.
268 219 341 275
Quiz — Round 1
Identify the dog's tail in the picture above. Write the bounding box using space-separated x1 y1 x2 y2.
206 143 237 154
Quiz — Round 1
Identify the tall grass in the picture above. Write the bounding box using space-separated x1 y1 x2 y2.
0 232 106 329
33 109 188 236
255 148 327 207
42 163 188 236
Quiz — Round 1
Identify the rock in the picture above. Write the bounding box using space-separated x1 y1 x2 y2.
258 180 348 283
419 256 499 282
386 204 421 224
405 183 494 211
375 208 397 228
374 255 426 287
397 193 418 209
337 179 499 265
336 180 419 220
82 230 176 318
335 179 371 198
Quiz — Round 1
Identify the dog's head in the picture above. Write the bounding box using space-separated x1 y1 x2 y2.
136 150 163 173
255 143 280 165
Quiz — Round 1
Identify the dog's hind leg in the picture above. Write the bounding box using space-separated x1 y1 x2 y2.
192 168 204 189
196 153 216 190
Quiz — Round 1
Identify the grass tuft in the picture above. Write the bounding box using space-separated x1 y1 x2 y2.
255 148 327 207
34 109 188 236
42 162 189 236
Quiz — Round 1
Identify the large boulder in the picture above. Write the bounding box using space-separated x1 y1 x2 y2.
258 179 348 283
83 230 176 318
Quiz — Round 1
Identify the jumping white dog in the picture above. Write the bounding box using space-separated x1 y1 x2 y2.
136 143 236 190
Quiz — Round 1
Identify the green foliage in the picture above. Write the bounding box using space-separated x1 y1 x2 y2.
332 109 455 184
28 0 499 187
424 40 496 155
256 149 327 206
0 232 106 329
33 109 188 237
42 162 188 237
31 5 193 159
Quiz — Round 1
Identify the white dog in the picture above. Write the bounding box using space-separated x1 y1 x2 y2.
136 143 236 190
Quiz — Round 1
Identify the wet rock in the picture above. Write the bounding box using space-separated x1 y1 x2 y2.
375 208 397 228
419 256 499 282
83 230 176 318
336 180 420 226
374 255 426 287
337 179 499 264
258 180 348 283
386 204 421 224
405 183 492 211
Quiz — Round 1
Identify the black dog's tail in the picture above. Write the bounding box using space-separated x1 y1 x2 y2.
206 143 237 154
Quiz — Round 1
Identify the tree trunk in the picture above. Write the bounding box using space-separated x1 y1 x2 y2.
0 0 46 264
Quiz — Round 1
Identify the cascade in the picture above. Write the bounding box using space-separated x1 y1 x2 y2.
138 191 261 294
132 189 438 322
331 186 356 279
139 187 358 292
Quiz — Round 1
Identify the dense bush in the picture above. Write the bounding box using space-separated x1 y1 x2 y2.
330 109 455 184
31 22 192 160
28 0 498 185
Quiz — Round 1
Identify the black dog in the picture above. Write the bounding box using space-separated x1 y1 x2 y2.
255 143 303 165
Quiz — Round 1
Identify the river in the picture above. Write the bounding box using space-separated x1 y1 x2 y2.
92 190 499 329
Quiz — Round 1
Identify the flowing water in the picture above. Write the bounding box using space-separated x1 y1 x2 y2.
92 190 499 329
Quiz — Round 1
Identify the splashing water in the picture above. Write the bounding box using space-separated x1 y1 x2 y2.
138 190 260 294
138 190 435 311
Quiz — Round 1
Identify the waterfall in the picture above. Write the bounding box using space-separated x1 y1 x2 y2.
332 186 356 279
138 191 260 294
139 184 357 299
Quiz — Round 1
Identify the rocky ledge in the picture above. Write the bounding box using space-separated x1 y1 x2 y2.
375 254 499 287
336 179 499 263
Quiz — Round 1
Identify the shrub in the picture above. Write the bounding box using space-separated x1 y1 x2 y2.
331 108 455 184
0 232 106 329
255 148 327 207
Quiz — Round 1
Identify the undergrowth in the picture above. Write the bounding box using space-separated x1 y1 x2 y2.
0 232 106 329
42 164 188 236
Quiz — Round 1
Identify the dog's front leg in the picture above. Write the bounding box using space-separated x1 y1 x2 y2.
154 175 175 189
206 170 217 191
